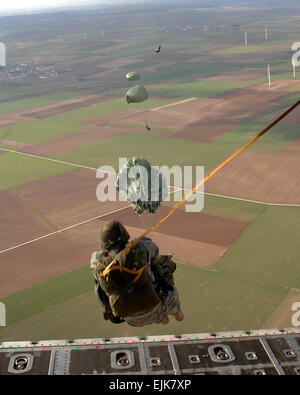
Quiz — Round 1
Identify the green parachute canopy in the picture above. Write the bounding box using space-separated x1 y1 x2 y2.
116 157 168 215
126 71 141 81
126 85 149 104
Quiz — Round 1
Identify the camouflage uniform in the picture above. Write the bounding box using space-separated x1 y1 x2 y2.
122 237 182 327
124 285 181 327
91 221 182 327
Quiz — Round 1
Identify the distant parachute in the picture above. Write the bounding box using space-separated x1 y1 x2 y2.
126 71 140 81
126 85 149 104
116 157 168 215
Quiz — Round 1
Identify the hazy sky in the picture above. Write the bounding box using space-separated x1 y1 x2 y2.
0 0 142 13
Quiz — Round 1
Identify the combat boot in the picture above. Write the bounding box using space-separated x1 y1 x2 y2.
174 310 184 321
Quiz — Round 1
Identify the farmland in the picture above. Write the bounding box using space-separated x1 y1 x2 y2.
0 0 299 341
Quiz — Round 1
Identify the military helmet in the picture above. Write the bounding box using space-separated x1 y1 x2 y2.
99 221 130 250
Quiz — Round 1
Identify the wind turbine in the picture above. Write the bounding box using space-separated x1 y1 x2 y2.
292 58 296 79
267 64 271 87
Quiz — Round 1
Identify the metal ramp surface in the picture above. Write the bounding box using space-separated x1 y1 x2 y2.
1 328 300 375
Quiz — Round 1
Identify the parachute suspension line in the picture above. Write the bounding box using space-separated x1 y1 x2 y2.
101 99 300 278
138 213 147 231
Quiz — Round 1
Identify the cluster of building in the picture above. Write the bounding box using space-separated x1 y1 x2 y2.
0 62 58 81
159 24 228 33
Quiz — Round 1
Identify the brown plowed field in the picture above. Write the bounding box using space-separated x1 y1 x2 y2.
0 205 239 298
283 136 300 155
205 150 300 204
259 105 300 125
202 68 265 82
0 114 34 127
20 106 152 156
14 169 127 228
172 80 297 142
106 106 200 131
116 80 296 142
1 76 297 302
102 205 249 247
141 52 202 62
0 167 250 297
263 288 300 329
100 57 141 69
0 225 99 298
0 139 31 148
22 125 123 156
0 190 54 251
80 107 146 127
21 95 111 119
0 95 112 129
20 102 176 157
97 222 227 269
175 119 237 142
0 208 228 298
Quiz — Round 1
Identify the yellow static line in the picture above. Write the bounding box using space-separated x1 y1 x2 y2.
101 99 300 278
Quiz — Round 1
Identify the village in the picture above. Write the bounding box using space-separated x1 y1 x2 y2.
159 24 230 33
0 61 59 81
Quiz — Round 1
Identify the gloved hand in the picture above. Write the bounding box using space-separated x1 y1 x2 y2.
103 311 125 324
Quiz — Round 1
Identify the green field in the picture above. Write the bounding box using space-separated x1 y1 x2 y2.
198 192 266 222
0 255 288 341
0 0 300 342
147 79 251 99
216 206 300 289
51 117 272 177
288 83 300 91
109 121 178 133
111 78 262 99
52 130 248 177
53 132 222 172
0 98 170 144
215 39 291 55
250 124 300 152
0 143 18 150
1 193 298 341
0 152 73 191
0 117 85 144
0 92 81 114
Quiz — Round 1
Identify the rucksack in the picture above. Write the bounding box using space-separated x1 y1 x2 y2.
95 246 160 318
151 254 176 299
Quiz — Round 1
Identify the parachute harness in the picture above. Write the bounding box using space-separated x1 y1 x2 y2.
98 242 148 289
99 100 300 286
99 261 147 285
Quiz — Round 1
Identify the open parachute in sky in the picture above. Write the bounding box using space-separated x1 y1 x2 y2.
116 157 168 215
125 84 149 104
126 71 141 81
